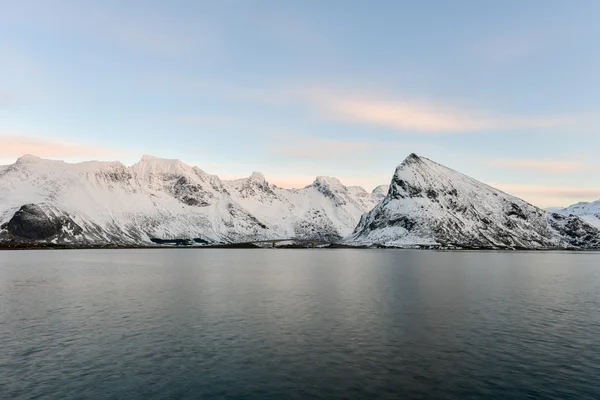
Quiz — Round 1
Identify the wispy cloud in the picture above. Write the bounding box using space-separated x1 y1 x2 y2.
300 88 573 133
492 183 600 207
488 158 589 173
232 86 577 134
0 134 132 163
495 184 600 199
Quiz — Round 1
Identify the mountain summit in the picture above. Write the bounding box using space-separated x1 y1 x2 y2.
1 153 599 249
348 154 600 249
0 155 382 245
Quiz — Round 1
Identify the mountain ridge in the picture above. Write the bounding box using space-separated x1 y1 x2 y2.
2 153 599 249
0 154 383 245
349 154 600 249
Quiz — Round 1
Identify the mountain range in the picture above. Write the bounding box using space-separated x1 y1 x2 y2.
1 153 599 249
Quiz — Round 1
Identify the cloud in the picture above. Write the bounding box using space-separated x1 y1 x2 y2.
0 135 131 162
491 183 600 207
300 89 572 133
494 184 600 199
233 86 577 134
488 158 589 173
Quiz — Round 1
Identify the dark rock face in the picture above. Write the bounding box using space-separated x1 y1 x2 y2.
150 238 193 246
97 167 132 182
390 178 422 199
4 204 84 241
312 181 347 206
548 213 600 248
237 176 277 200
507 203 528 220
170 176 212 207
226 204 267 229
293 209 342 242
6 204 62 239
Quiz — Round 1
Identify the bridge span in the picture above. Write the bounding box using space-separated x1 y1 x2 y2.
239 238 337 248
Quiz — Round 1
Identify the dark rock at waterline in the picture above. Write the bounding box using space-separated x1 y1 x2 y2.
6 204 62 239
5 204 82 240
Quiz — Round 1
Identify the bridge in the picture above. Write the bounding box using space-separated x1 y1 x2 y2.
238 238 337 248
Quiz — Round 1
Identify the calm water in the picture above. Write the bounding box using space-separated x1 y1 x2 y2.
1 249 600 399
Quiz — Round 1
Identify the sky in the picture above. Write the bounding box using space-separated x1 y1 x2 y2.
1 0 600 207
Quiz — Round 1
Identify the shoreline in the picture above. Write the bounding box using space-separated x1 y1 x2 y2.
0 243 595 252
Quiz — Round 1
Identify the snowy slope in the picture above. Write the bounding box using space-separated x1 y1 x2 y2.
348 154 600 249
223 175 381 241
0 155 382 244
554 201 600 230
371 185 389 201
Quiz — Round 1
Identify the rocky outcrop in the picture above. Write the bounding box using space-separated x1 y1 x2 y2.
2 204 82 240
548 213 600 248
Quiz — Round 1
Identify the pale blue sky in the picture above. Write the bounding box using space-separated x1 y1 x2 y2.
2 0 600 206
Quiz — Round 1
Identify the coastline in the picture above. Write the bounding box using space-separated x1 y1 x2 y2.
0 242 594 251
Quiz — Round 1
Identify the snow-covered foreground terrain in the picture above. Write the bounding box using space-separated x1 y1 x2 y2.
1 153 599 249
0 155 383 245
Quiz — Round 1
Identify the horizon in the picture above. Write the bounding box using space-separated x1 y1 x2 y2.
3 1 600 207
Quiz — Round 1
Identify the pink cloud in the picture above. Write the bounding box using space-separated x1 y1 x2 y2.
488 158 588 173
0 135 131 162
303 89 572 133
491 183 600 207
494 184 600 199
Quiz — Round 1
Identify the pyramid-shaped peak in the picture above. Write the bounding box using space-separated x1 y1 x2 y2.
399 153 426 167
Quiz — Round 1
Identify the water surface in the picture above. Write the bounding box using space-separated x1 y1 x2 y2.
1 249 599 399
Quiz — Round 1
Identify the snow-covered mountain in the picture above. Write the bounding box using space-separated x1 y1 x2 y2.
348 154 600 249
3 153 599 249
553 201 600 230
0 154 383 245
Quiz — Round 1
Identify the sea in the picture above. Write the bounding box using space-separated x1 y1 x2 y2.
1 249 599 399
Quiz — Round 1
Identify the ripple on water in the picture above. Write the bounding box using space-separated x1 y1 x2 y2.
1 249 600 399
